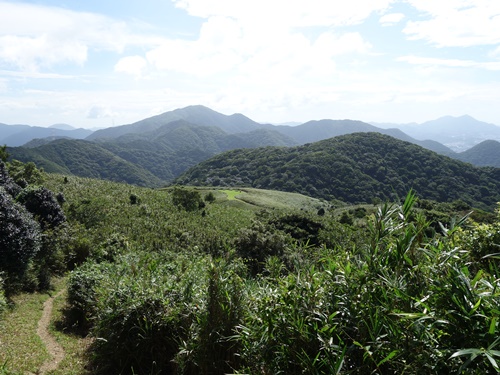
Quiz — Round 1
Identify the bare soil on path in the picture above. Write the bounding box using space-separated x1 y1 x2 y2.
35 289 65 374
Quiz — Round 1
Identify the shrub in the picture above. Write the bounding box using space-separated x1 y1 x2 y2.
0 187 41 293
89 252 207 374
234 220 290 275
16 186 66 230
7 160 45 186
172 187 204 211
204 191 216 203
0 161 21 198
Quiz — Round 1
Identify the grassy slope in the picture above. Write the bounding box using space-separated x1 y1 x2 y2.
0 175 331 374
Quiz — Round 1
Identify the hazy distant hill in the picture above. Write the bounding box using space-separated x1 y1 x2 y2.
23 136 72 148
0 123 93 146
455 140 500 168
379 115 500 152
49 123 75 130
175 132 500 211
86 105 453 155
87 105 264 140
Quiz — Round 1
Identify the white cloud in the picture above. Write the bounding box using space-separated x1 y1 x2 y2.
174 0 394 28
147 1 378 80
379 12 405 26
115 56 148 77
399 55 500 70
404 1 500 47
87 105 117 119
0 1 157 71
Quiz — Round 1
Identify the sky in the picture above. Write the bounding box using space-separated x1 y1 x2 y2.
1 0 500 129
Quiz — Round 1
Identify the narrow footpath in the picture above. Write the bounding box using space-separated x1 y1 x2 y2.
35 289 65 374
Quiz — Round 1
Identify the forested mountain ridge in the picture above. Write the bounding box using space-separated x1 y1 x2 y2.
8 121 296 184
86 105 453 155
4 106 499 188
175 132 500 210
86 105 264 140
8 139 163 186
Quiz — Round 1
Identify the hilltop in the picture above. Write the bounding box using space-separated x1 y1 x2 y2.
175 132 500 211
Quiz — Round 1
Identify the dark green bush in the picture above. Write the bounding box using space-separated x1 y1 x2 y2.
0 161 21 198
233 220 290 275
0 187 41 293
172 187 204 211
16 186 66 230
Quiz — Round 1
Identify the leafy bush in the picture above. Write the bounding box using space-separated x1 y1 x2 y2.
233 220 290 275
7 160 45 186
0 161 21 198
172 187 204 211
0 187 41 293
88 252 207 374
204 191 216 203
16 185 66 230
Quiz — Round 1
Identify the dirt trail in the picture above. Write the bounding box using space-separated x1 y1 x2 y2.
36 289 65 374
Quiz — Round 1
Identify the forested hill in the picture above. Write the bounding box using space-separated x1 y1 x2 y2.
174 132 500 210
455 140 500 167
8 139 163 186
8 121 296 185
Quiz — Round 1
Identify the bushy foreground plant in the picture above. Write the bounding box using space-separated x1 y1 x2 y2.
66 251 249 375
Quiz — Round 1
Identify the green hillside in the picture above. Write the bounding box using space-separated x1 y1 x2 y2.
8 139 163 186
455 140 500 167
175 132 500 211
2 158 500 374
9 120 296 184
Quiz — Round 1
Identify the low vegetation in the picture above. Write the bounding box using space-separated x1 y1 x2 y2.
1 155 500 374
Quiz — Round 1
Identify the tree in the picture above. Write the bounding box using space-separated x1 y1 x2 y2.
16 186 66 230
0 145 9 163
0 161 21 198
0 187 41 291
171 187 204 211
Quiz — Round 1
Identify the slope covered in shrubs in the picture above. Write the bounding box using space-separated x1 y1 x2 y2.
39 173 500 374
2 162 500 374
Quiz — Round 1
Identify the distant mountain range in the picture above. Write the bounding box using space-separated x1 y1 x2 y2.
372 115 500 152
4 105 500 189
0 123 93 146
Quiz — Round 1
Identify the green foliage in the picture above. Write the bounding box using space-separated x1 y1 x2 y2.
0 145 9 163
176 133 500 211
36 172 500 374
234 220 290 275
7 160 45 187
0 161 21 198
172 187 204 211
16 185 66 230
0 187 41 293
204 191 216 203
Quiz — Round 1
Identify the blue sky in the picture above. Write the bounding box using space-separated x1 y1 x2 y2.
1 0 500 128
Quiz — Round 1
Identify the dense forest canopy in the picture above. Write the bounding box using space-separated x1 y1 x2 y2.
175 132 500 211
